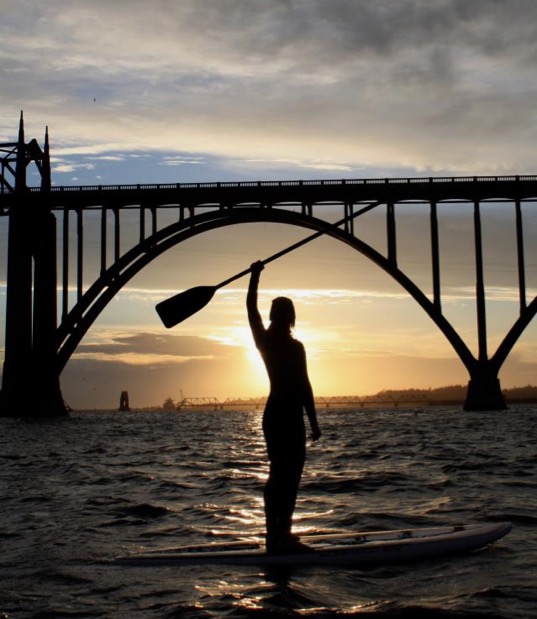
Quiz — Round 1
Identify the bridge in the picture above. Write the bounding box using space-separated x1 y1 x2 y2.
175 394 443 411
2 114 537 416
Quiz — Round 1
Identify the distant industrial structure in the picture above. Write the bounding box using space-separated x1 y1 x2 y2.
118 391 130 412
173 393 456 411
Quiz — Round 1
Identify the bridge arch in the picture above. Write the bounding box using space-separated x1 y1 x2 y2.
57 206 481 388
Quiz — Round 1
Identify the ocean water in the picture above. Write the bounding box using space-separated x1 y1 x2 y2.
0 406 535 619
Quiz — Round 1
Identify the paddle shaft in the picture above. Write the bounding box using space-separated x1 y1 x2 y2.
215 201 380 290
156 200 379 327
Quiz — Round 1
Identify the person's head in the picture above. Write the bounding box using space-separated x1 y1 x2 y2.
269 296 296 332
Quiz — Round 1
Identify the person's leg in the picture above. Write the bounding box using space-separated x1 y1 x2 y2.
263 417 287 552
263 462 282 552
278 449 305 540
265 440 311 553
262 410 309 553
276 447 314 553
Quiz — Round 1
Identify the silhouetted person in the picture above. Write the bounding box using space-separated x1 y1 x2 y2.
247 261 321 554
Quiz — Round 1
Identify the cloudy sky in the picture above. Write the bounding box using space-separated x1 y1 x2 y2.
2 0 537 409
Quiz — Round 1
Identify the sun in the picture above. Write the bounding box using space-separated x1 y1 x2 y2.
212 325 269 395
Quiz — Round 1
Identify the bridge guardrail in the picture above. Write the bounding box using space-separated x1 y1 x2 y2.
7 174 535 194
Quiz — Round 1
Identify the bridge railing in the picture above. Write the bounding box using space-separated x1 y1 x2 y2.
9 174 536 194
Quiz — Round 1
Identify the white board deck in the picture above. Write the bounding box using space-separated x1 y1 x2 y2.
116 522 511 567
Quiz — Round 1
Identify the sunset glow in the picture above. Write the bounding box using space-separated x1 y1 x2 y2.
2 2 537 408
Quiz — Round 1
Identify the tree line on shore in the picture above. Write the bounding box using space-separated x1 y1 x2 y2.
374 384 537 402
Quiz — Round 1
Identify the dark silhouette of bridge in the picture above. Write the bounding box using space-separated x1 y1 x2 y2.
2 114 537 416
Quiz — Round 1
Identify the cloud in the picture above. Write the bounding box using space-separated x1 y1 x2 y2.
52 161 95 174
88 155 127 162
74 332 232 363
60 335 257 408
159 156 205 167
2 1 537 175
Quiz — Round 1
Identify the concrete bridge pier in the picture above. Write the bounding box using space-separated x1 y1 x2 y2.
32 208 69 416
0 203 68 418
464 365 507 411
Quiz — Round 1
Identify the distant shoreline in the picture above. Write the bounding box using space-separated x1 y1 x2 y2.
74 397 537 414
72 384 537 413
158 386 537 411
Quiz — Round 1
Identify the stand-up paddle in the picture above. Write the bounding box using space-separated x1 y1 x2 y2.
156 201 379 328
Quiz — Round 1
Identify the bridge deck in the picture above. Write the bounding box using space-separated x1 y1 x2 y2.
2 175 537 212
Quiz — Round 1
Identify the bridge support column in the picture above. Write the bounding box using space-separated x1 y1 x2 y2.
32 208 69 416
0 200 33 416
0 203 68 418
464 365 506 411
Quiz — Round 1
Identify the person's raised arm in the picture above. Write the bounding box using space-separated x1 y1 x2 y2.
247 261 265 348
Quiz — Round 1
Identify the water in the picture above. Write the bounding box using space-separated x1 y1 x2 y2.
1 407 536 618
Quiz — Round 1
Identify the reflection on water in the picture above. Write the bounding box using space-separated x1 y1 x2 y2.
0 407 536 618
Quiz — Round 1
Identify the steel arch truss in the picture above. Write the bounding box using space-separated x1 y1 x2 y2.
56 203 537 409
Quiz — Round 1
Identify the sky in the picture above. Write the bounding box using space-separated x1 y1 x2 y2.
2 0 537 409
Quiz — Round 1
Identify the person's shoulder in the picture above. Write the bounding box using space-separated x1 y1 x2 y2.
293 338 305 351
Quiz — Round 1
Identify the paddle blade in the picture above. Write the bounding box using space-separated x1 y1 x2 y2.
156 285 216 328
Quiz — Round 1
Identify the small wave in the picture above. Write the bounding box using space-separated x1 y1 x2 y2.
139 524 189 539
20 495 55 504
303 470 413 494
489 513 537 526
120 503 172 519
100 503 174 527
158 479 200 492
164 604 213 619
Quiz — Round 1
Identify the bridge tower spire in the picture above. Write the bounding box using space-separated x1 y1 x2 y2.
16 111 26 189
0 115 68 417
42 126 51 191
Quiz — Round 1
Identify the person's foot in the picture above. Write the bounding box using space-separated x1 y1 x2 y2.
279 538 314 554
266 533 314 555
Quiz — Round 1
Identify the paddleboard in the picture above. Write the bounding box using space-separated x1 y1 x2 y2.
116 522 511 567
